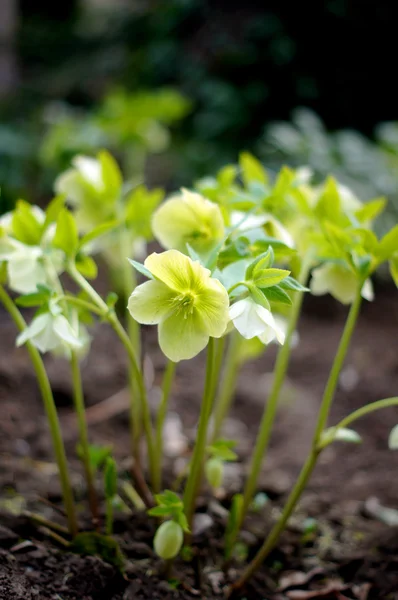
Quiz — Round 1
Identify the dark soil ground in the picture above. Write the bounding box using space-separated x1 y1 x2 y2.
0 284 398 599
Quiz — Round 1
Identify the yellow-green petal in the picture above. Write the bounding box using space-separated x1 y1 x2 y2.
145 250 210 293
158 311 209 362
127 280 175 324
152 189 224 254
195 277 229 338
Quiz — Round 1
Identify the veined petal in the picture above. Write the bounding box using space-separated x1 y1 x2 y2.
53 315 83 349
158 311 209 362
128 280 175 324
145 250 211 293
195 277 229 337
16 314 49 347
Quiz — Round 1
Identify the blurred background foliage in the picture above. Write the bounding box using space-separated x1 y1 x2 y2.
1 0 398 229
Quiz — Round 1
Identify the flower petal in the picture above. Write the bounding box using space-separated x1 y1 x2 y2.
53 315 83 349
230 297 276 339
158 311 209 361
145 250 210 293
16 314 49 347
152 190 224 253
195 278 229 337
310 263 357 304
8 255 47 294
128 280 175 325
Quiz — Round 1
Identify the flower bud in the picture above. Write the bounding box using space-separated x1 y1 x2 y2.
205 457 224 489
154 520 183 560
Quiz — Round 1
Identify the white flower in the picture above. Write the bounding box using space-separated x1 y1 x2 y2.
229 297 285 344
0 238 48 294
310 263 374 305
16 301 85 355
230 211 295 248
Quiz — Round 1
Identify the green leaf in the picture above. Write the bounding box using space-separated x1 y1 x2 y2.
389 255 398 287
176 512 190 533
148 505 174 517
207 439 237 461
70 532 125 571
253 268 290 288
78 220 120 250
262 285 292 305
245 247 274 280
354 198 386 223
53 208 79 257
249 285 270 310
125 185 164 239
224 494 243 560
388 424 398 450
377 225 398 261
279 276 309 292
15 291 50 307
75 255 98 279
315 177 341 223
12 201 42 245
43 195 65 231
106 292 119 308
76 443 113 472
239 152 268 187
127 258 154 280
98 150 122 199
104 457 117 499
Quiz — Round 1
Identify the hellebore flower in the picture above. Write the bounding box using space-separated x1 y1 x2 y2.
229 297 285 344
54 153 121 230
0 238 48 294
16 301 85 355
152 189 225 255
310 263 374 305
230 211 295 248
127 250 229 362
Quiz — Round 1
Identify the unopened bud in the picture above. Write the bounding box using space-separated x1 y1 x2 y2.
205 457 224 489
154 520 183 560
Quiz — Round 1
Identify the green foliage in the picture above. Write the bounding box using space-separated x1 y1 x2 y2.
69 532 124 571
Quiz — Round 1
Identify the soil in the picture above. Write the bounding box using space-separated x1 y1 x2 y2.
0 283 398 599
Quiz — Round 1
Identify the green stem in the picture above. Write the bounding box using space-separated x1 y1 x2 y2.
211 331 241 441
183 338 217 528
0 285 78 537
153 360 177 493
241 260 311 518
335 396 398 431
62 295 104 317
67 262 155 503
119 228 142 463
105 498 113 535
229 288 362 593
312 289 362 443
70 351 99 527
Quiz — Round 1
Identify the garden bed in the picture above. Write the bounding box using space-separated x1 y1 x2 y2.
0 289 398 599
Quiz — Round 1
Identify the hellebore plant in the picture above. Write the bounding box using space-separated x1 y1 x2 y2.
1 150 398 594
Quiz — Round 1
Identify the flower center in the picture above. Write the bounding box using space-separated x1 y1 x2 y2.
175 292 196 318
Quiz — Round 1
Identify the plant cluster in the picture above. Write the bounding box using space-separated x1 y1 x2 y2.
1 150 397 594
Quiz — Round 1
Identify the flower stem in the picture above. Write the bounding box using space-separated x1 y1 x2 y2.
70 351 99 527
183 338 218 528
105 497 113 535
153 360 176 493
67 262 154 505
119 228 142 463
334 396 398 431
211 331 241 441
0 285 78 537
229 288 362 593
241 260 310 519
